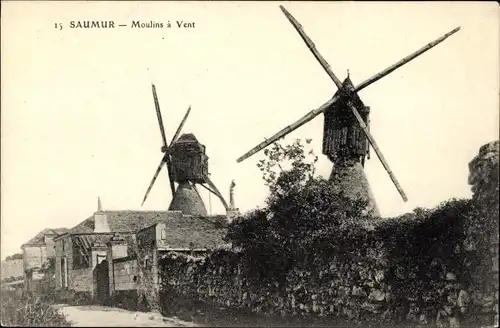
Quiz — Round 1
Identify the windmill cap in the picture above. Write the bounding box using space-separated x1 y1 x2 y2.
175 133 199 143
171 133 206 153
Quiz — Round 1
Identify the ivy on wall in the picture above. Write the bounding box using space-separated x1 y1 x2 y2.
157 139 499 327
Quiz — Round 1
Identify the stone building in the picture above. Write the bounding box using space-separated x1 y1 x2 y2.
53 198 228 301
21 227 68 291
1 258 23 280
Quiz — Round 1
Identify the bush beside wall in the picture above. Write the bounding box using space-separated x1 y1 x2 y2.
158 198 493 326
1 290 73 326
110 290 139 311
157 141 498 327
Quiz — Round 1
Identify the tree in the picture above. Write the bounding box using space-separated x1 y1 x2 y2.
256 138 318 201
5 253 23 261
226 138 370 283
256 138 369 233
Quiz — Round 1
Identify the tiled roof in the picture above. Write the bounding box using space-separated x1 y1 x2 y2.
60 210 228 249
22 228 69 246
64 210 220 234
151 214 227 249
72 234 136 263
74 234 116 250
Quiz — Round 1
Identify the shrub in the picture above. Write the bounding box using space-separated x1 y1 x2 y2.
226 138 372 286
128 237 160 312
1 276 24 284
0 290 72 327
159 139 498 326
5 253 23 261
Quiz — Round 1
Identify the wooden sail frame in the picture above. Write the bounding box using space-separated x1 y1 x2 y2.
237 5 460 203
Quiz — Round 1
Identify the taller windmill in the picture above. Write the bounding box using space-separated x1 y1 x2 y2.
141 84 228 216
237 6 460 216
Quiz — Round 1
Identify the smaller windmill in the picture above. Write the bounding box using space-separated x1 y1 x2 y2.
141 84 228 216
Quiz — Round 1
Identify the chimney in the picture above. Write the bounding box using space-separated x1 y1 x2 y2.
94 197 110 233
107 233 128 260
229 180 236 209
226 180 240 222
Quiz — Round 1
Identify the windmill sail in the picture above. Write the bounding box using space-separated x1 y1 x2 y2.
355 27 460 92
141 155 165 206
141 84 177 206
141 154 175 206
345 100 408 201
238 7 460 203
164 155 176 197
279 6 460 94
142 83 221 215
152 84 168 148
170 105 192 145
205 177 229 210
279 6 342 89
236 94 341 163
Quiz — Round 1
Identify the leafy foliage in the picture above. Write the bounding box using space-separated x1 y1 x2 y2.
1 290 72 326
5 253 23 261
256 138 318 201
159 139 499 326
127 237 160 312
2 275 24 283
227 139 371 285
38 257 59 302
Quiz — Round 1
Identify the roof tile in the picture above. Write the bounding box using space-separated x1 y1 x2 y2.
63 211 228 249
23 228 69 246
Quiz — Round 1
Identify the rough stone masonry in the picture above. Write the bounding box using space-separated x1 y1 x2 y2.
468 140 499 327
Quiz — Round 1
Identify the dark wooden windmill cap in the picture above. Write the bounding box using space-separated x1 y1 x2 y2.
171 133 206 153
175 133 199 143
340 77 367 110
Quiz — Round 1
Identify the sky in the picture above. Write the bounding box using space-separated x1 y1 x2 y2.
1 1 498 258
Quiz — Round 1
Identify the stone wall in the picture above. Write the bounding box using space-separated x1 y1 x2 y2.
159 244 392 324
23 245 49 292
22 245 47 272
55 235 71 289
132 225 161 312
468 140 499 326
112 257 138 291
69 268 93 292
45 235 56 258
158 141 499 327
104 256 140 310
158 217 485 327
51 235 93 303
54 235 92 292
1 259 23 280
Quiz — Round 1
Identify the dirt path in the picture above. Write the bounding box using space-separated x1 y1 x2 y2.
57 305 199 327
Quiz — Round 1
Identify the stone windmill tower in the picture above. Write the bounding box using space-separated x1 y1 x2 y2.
141 84 229 216
237 6 460 216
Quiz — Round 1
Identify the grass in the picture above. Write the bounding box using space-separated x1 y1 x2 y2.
0 289 73 327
